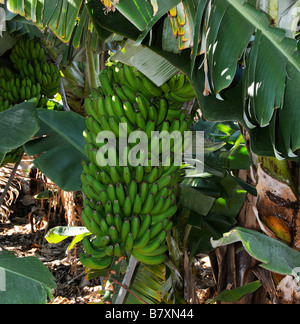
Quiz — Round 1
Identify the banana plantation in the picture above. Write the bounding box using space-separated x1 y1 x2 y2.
0 0 299 306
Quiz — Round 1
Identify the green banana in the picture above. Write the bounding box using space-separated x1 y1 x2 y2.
132 193 142 215
83 237 107 258
135 165 144 184
105 200 113 215
92 235 111 249
131 250 165 265
109 226 120 244
151 196 166 215
121 220 131 242
157 97 168 126
113 199 121 215
123 100 136 125
104 95 116 119
99 218 110 235
131 216 140 240
139 182 149 204
116 182 126 207
137 214 152 239
138 243 168 257
124 64 139 91
135 93 149 120
111 94 124 121
115 83 129 102
144 120 156 140
105 245 115 257
107 183 117 202
106 213 115 227
135 238 162 255
80 254 113 270
140 193 155 215
141 76 163 97
125 233 134 252
136 112 146 129
150 221 164 239
89 218 105 237
97 94 106 116
124 196 132 218
114 214 123 233
145 167 159 184
110 166 122 185
133 228 151 250
99 69 115 96
122 84 136 102
123 166 132 185
114 243 124 258
151 205 178 225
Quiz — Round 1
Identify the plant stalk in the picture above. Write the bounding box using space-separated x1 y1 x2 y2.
115 256 139 304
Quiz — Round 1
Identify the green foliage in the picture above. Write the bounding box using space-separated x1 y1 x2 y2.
0 251 56 304
0 101 39 166
206 280 262 304
24 109 87 192
177 119 250 256
212 227 300 276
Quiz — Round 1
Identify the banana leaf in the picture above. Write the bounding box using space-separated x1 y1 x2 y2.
206 280 262 304
1 0 110 48
24 109 86 192
211 227 300 276
0 102 39 165
0 251 56 304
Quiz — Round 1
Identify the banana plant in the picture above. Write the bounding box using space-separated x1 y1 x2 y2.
84 0 300 303
2 0 300 304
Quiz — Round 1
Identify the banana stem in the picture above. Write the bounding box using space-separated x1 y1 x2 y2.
85 36 99 95
115 256 139 304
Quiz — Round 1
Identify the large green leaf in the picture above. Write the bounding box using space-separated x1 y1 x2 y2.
0 251 56 304
24 109 86 192
211 227 300 276
2 0 83 43
0 102 39 161
204 0 300 159
113 0 182 36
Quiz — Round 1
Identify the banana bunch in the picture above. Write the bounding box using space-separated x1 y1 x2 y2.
80 62 195 270
9 38 61 99
0 38 61 166
0 38 60 113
